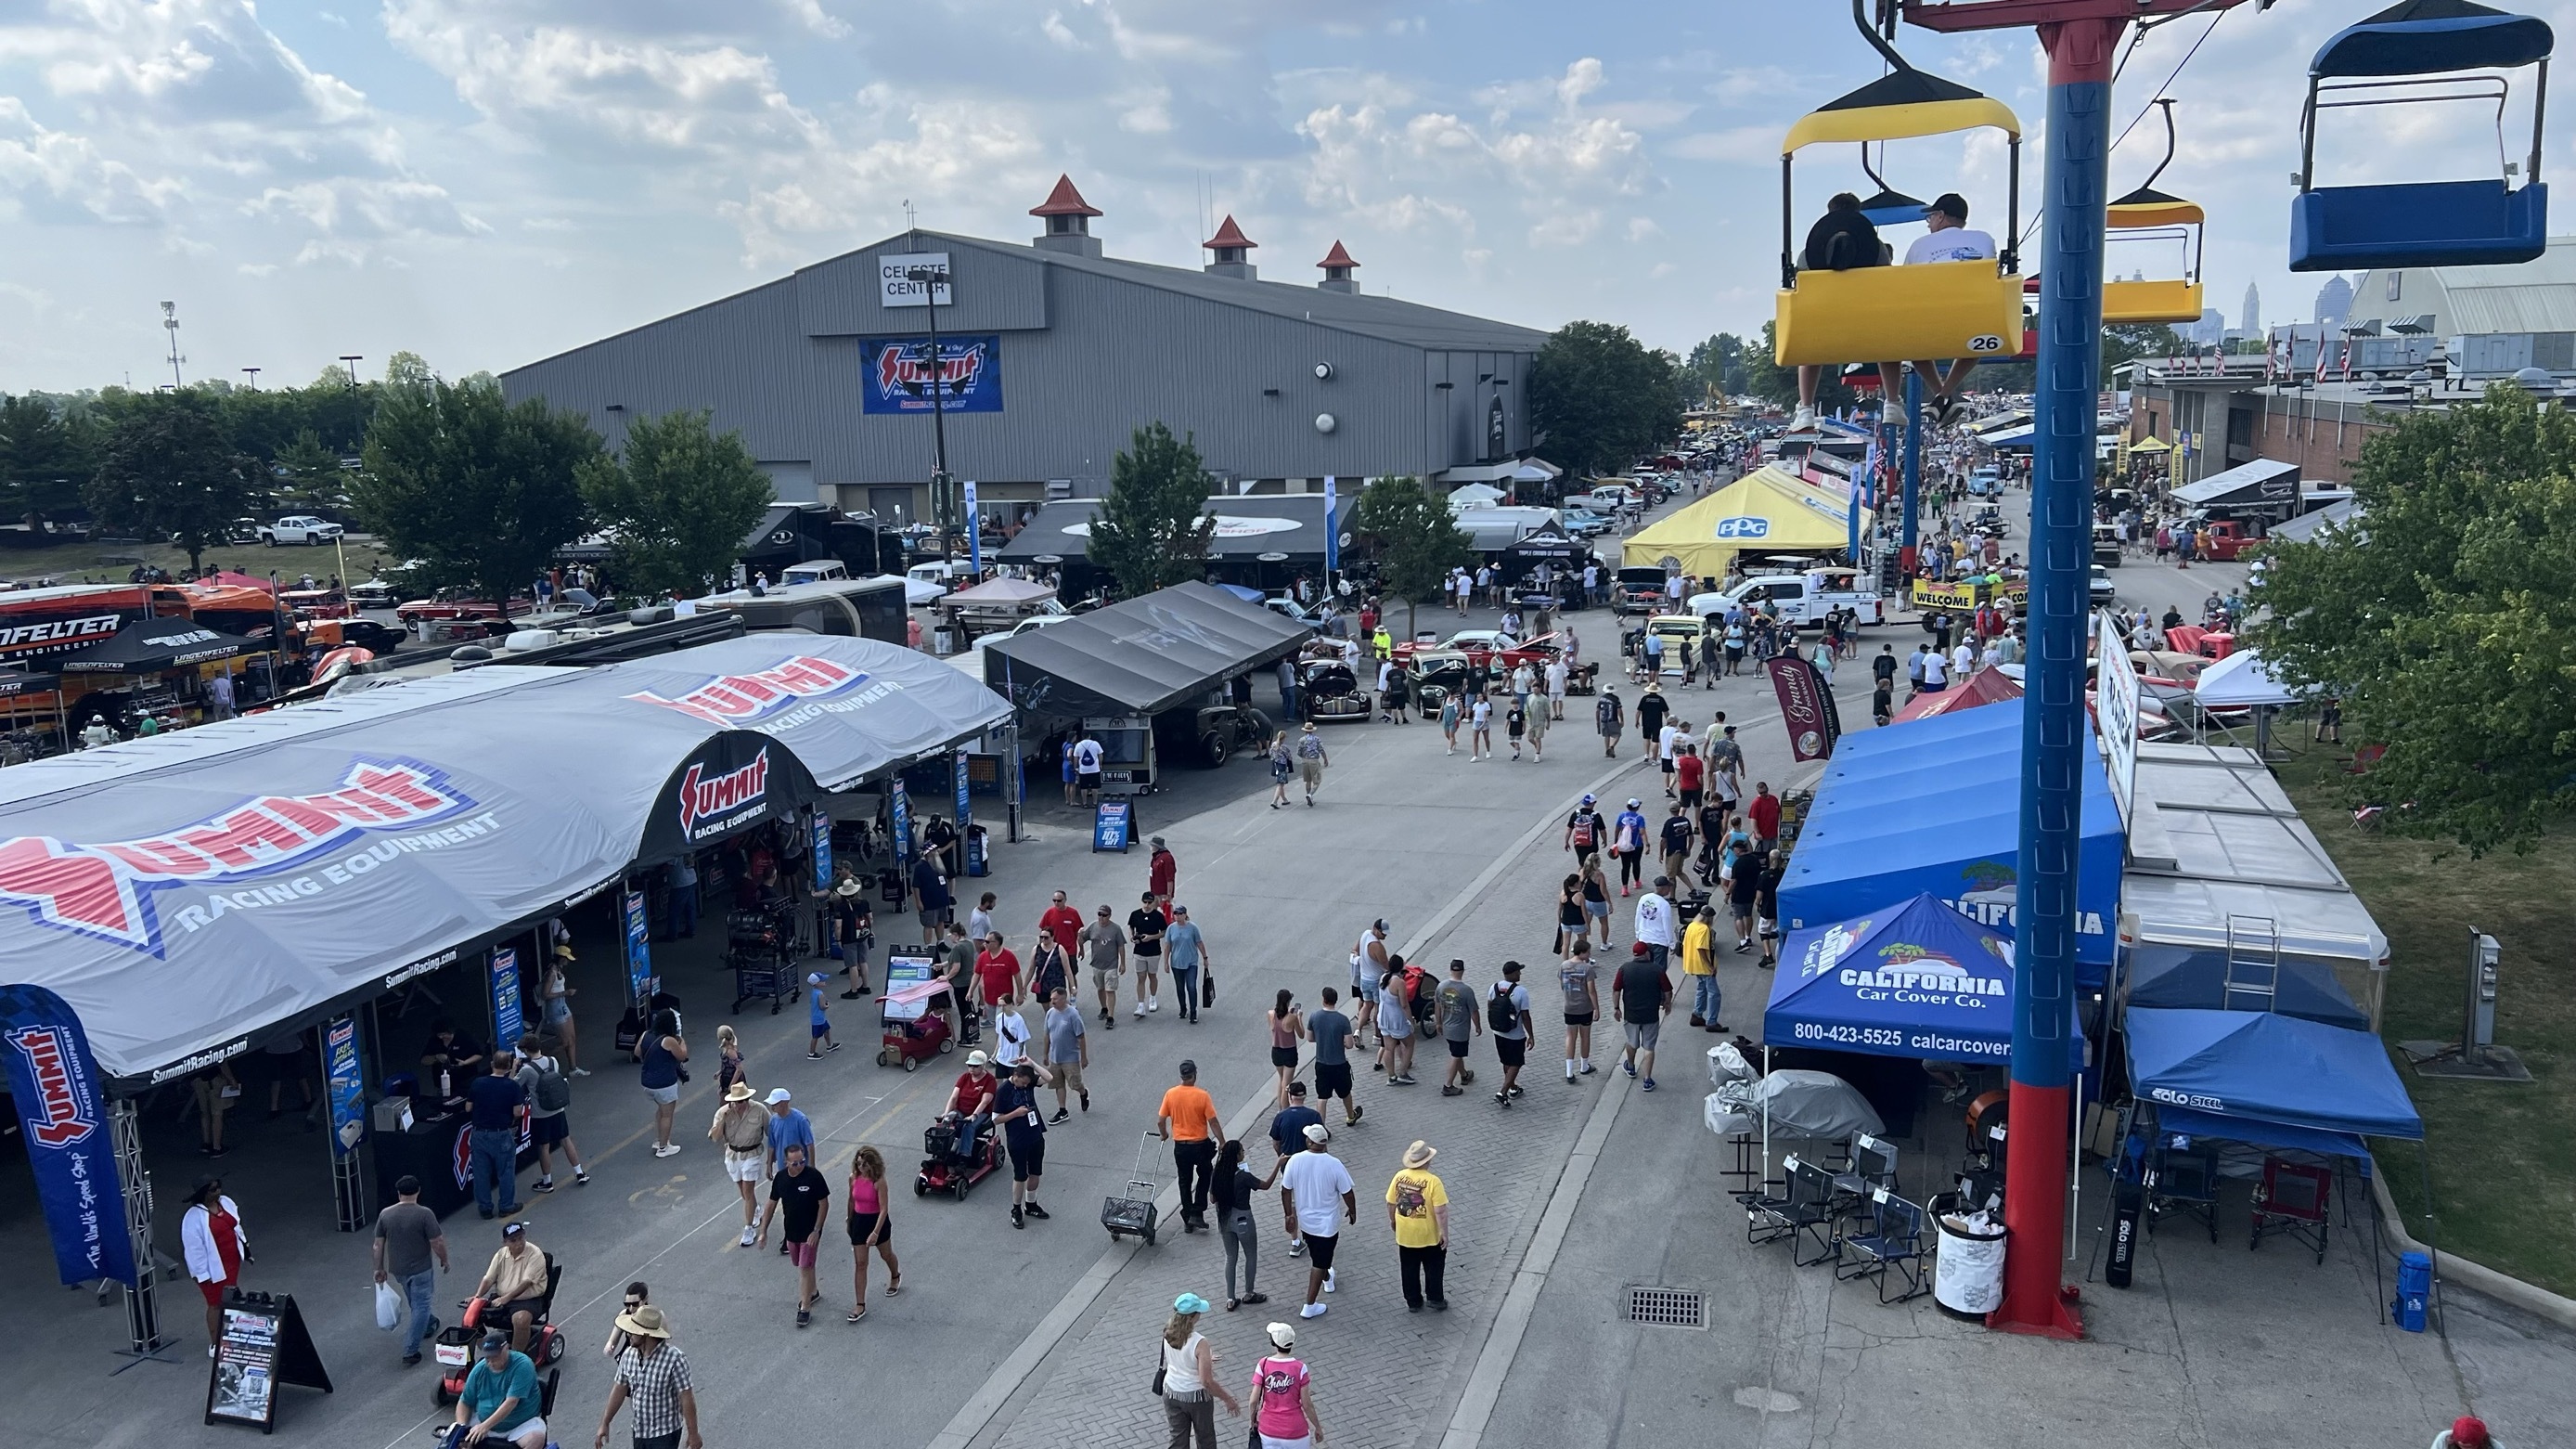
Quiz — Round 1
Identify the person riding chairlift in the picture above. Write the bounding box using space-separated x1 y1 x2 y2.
1791 191 1995 432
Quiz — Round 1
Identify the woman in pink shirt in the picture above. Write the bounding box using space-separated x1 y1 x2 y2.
1250 1321 1325 1449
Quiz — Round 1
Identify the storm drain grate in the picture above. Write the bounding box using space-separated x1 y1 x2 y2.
1626 1286 1707 1329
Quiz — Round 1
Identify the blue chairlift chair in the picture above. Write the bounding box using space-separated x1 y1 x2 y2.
2292 1 2555 271
1835 1189 1931 1302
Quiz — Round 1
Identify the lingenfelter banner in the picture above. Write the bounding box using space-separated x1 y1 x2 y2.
0 984 135 1286
1765 655 1842 762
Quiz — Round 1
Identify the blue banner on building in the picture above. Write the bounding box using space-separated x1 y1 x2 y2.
0 984 135 1287
890 777 914 861
963 479 982 574
810 809 833 894
326 1016 365 1158
861 335 1004 415
623 891 653 1006
489 947 522 1052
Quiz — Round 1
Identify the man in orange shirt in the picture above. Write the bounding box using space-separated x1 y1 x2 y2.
1156 1058 1225 1234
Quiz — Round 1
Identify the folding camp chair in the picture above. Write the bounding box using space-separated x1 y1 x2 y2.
2144 1138 2222 1244
1832 1134 1900 1236
1836 1191 1931 1302
1745 1156 1839 1266
2248 1157 2332 1263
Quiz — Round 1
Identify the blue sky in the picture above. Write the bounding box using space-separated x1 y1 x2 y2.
5 1 2570 394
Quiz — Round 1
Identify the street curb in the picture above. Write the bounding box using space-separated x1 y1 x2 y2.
926 749 1653 1449
2366 1152 2576 1332
1437 1064 1631 1449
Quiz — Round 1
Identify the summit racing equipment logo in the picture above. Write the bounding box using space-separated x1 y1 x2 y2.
0 759 482 956
7 1026 97 1147
678 748 772 837
625 656 874 728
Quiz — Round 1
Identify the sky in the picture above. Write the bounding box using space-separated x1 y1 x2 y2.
5 0 2573 395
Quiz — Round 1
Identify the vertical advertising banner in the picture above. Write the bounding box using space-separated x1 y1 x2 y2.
954 746 973 840
0 984 135 1287
2095 610 2141 829
890 777 914 862
810 808 834 894
325 1016 365 1158
963 479 981 576
622 891 653 1006
1323 476 1339 578
1765 655 1841 762
488 947 522 1053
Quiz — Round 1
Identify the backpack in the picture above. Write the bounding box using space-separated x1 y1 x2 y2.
531 1056 572 1114
1487 983 1520 1033
1570 814 1595 847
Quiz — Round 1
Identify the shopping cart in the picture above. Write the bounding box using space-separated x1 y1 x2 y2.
1101 1132 1163 1246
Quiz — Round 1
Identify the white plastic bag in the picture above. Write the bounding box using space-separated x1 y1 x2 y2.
375 1279 402 1331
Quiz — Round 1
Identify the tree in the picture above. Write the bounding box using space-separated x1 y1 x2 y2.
84 392 261 571
1743 320 1859 417
1528 320 1686 479
1085 421 1215 599
2253 383 2576 855
271 429 341 514
354 374 599 607
0 394 89 526
1353 474 1470 640
1684 333 1752 401
578 409 776 598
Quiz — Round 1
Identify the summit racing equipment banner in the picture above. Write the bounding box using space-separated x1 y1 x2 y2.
0 985 134 1286
0 638 1009 1085
859 334 1003 414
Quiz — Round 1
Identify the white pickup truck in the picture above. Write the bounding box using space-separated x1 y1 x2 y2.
258 514 343 546
1687 567 1884 627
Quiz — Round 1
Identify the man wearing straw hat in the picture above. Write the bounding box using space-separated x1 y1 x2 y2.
1385 1141 1451 1313
593 1302 702 1449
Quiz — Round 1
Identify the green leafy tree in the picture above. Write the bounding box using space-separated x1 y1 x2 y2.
354 374 600 607
0 394 91 525
1085 421 1215 599
271 428 341 514
577 409 776 598
1528 320 1686 479
1684 333 1752 401
2253 383 2576 854
83 391 261 570
1744 320 1860 416
1353 474 1470 640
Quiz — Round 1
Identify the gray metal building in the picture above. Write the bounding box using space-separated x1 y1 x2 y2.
499 175 1551 528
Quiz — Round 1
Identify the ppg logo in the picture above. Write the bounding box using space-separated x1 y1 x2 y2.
1714 516 1770 539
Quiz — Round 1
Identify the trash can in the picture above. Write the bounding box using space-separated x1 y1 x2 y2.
2392 1250 2432 1333
933 627 957 655
1931 1194 2007 1319
965 824 989 877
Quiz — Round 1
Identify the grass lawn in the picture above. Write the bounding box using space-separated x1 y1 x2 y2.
0 536 400 588
2273 742 2576 1298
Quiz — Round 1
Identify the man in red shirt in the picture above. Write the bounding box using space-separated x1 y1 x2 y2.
1748 782 1782 851
1147 836 1178 901
974 933 1023 1011
946 1053 998 1166
1674 744 1706 812
1037 890 1083 959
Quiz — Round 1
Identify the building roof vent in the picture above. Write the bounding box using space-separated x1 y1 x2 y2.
1031 174 1104 257
1317 240 1360 294
1204 214 1257 281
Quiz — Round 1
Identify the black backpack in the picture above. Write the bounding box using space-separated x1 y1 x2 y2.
1487 983 1520 1032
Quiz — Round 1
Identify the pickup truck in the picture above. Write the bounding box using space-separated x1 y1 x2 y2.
1612 566 1670 615
1688 568 1884 627
258 515 343 546
2192 519 2260 562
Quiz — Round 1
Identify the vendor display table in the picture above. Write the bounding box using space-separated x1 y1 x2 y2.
371 1101 535 1216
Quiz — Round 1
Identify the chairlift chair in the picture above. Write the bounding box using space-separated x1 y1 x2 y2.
1774 5 2024 368
2104 100 2208 326
2291 0 2554 271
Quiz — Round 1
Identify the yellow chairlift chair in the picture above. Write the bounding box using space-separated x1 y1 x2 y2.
2103 100 2207 327
1774 56 2023 369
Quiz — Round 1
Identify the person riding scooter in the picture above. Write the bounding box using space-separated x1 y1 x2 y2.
946 1051 998 1166
470 1222 549 1353
446 1333 547 1449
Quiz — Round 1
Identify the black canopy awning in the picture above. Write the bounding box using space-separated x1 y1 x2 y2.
982 582 1313 718
58 617 253 675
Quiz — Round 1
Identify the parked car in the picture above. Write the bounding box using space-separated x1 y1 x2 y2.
257 515 343 546
1261 596 1328 633
1612 566 1669 615
346 579 398 610
395 590 534 626
2089 564 2118 608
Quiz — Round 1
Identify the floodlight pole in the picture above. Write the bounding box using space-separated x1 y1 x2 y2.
1902 370 1924 576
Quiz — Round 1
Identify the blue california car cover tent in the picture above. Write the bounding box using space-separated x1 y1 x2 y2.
1767 893 2020 1063
2126 1007 2423 1157
1777 697 2125 983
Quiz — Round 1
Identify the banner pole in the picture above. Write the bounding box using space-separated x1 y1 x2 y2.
111 1097 174 1370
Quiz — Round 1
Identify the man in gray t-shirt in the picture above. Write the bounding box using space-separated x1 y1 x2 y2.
1304 990 1361 1126
1040 987 1088 1119
1077 906 1126 1024
371 1177 448 1365
1434 960 1481 1095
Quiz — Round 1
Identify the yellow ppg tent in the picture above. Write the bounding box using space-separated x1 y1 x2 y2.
1621 466 1873 578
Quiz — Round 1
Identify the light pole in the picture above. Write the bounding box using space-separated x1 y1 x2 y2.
905 265 955 563
241 367 261 391
160 302 185 388
340 356 365 390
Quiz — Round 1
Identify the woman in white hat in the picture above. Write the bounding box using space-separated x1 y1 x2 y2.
1154 1291 1242 1449
1249 1322 1324 1449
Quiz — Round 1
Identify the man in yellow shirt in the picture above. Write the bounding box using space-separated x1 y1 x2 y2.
1385 1141 1450 1313
1681 905 1724 1032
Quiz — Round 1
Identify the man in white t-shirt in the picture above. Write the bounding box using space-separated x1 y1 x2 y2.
1950 640 1974 679
1898 192 2000 426
1920 647 1951 694
1278 1125 1358 1318
1072 732 1106 806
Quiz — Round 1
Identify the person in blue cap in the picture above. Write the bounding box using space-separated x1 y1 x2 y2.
1156 1290 1243 1449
